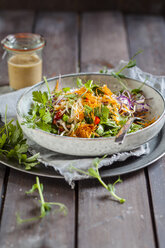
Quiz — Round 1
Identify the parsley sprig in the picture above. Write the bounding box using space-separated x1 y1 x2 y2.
70 157 125 204
0 107 39 170
16 176 68 224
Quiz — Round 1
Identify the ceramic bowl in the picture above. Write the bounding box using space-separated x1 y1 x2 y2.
17 73 165 156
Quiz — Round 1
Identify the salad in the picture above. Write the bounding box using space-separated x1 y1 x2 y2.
24 77 155 138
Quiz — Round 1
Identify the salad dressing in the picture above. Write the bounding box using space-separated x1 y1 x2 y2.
8 54 42 90
1 33 45 90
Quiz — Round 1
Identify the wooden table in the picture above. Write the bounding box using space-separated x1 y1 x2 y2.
0 11 165 248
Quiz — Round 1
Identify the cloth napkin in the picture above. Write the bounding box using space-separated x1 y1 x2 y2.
0 61 164 186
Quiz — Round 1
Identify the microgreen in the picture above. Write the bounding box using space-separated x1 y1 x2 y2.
43 76 51 96
0 106 39 170
64 94 78 99
16 176 67 224
100 50 143 90
77 78 84 88
70 157 125 204
99 67 108 74
63 87 71 93
115 50 143 76
131 76 148 95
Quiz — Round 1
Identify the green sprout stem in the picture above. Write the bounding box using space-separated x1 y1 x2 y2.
43 76 51 96
70 158 126 204
36 176 45 205
5 105 8 138
16 176 67 224
97 175 125 204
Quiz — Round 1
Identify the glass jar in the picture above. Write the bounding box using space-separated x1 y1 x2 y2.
1 33 45 90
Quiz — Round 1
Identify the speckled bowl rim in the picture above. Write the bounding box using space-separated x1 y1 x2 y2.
16 72 165 141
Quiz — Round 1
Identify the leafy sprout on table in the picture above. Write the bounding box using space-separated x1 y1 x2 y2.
69 156 126 204
16 176 68 224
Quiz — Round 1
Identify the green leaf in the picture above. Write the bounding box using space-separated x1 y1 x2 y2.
93 157 101 168
77 78 83 88
88 168 99 178
63 87 71 93
32 91 44 103
42 111 52 124
26 183 38 194
9 121 23 145
131 88 141 95
128 123 142 133
36 122 52 133
16 143 29 154
84 80 93 92
94 107 102 118
117 73 126 78
101 105 109 122
64 94 78 99
96 124 104 136
99 67 108 74
32 91 48 105
25 153 40 163
100 119 118 127
0 133 7 149
42 92 48 105
62 114 69 122
126 59 136 68
84 105 93 114
23 162 39 170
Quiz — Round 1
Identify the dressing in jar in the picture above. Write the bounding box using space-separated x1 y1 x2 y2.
1 33 45 90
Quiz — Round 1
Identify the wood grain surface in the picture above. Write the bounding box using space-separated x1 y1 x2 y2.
0 10 164 248
78 12 155 248
0 170 75 248
0 11 35 86
126 14 165 248
0 11 78 248
35 12 78 77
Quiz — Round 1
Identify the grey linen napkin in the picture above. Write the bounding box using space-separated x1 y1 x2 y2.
1 61 164 186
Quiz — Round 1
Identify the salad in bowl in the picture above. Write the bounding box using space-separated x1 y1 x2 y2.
17 72 165 156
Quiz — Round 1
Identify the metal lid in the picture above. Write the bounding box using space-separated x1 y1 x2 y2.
1 33 45 52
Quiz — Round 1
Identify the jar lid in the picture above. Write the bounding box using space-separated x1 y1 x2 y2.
1 33 45 52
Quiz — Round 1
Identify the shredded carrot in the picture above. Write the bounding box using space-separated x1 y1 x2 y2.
137 117 156 127
102 85 113 96
73 123 96 138
55 80 59 91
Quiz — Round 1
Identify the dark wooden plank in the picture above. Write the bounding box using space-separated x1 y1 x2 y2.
0 10 34 233
147 158 165 248
126 15 165 75
126 14 165 248
0 12 78 248
0 0 163 15
0 170 75 248
0 88 10 215
78 12 155 248
35 12 78 77
0 11 35 86
81 12 128 72
0 165 6 218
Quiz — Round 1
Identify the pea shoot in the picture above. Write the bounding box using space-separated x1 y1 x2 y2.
70 157 126 204
16 176 68 224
